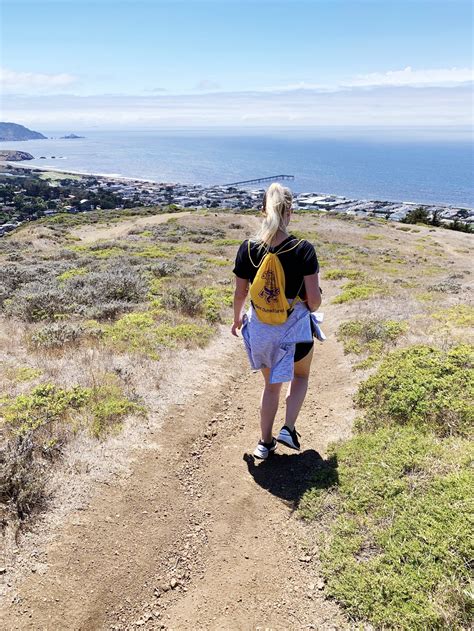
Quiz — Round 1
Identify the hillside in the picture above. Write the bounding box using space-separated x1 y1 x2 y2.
0 208 472 630
0 122 46 141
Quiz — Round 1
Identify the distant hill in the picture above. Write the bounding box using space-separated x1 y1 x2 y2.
0 122 47 141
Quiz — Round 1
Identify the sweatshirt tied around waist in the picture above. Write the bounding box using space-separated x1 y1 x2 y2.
241 301 326 384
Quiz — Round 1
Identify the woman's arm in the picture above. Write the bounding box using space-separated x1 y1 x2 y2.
231 276 249 336
303 272 322 312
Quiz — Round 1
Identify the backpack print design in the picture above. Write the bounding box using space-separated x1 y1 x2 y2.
259 270 280 304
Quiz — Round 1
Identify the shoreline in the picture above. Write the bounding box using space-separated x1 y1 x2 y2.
4 162 473 211
3 162 172 186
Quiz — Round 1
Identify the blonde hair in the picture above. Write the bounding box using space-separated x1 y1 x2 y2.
256 183 293 246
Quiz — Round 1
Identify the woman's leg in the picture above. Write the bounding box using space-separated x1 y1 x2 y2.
284 347 314 430
260 367 282 443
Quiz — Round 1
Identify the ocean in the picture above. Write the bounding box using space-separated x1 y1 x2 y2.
2 130 473 207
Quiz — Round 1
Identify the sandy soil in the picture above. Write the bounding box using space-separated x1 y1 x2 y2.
0 283 354 631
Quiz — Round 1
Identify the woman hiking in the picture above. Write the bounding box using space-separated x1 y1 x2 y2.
232 183 323 459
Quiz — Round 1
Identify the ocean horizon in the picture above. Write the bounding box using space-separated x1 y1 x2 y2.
2 130 473 207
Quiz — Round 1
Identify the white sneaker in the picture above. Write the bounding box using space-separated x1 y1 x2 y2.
276 426 301 451
253 438 277 459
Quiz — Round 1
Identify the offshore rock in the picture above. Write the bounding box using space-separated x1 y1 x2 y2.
0 150 34 161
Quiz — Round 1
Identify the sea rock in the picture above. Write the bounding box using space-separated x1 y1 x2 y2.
0 150 34 162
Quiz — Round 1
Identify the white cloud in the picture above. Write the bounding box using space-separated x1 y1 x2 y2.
261 67 474 93
346 66 474 88
259 81 335 93
193 79 221 91
2 84 471 135
0 66 78 93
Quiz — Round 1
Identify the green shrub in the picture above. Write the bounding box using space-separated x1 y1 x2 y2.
70 244 126 259
364 234 382 240
57 267 88 282
2 383 91 437
402 207 431 225
1 379 142 441
162 286 203 316
332 280 386 304
29 322 89 349
205 257 230 267
432 304 474 328
200 286 233 323
300 426 473 630
153 323 213 347
337 319 407 356
4 366 42 383
0 375 139 524
4 264 149 322
352 355 379 370
132 244 172 259
102 311 158 358
416 291 435 302
356 344 473 437
324 268 364 281
102 311 213 356
88 382 144 438
213 238 241 246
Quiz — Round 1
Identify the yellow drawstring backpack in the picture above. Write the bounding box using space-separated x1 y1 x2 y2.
248 239 303 325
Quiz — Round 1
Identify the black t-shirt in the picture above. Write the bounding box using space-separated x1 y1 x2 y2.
233 235 319 299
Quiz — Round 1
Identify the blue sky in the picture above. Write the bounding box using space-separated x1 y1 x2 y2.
1 0 473 132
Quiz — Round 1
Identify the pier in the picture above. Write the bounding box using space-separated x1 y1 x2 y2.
220 174 294 187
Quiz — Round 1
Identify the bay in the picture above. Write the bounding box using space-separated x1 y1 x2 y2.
2 130 472 207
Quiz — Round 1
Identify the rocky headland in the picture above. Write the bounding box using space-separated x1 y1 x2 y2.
0 122 46 142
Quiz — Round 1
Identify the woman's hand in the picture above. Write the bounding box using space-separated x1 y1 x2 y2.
232 277 249 337
304 272 322 312
231 318 243 337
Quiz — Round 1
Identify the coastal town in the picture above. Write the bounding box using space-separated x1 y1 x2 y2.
0 162 472 236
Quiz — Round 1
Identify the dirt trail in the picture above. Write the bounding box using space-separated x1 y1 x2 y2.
70 212 192 243
1 296 354 630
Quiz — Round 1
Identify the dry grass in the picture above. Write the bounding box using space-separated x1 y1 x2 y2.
0 211 256 530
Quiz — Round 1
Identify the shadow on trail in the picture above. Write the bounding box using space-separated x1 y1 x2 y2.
243 449 339 509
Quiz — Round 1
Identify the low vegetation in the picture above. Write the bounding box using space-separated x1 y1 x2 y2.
323 268 364 281
355 344 473 437
0 214 237 529
98 310 213 359
300 427 473 630
337 318 407 367
432 304 474 328
291 212 473 629
1 206 472 630
300 342 473 629
0 378 142 520
331 280 386 304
